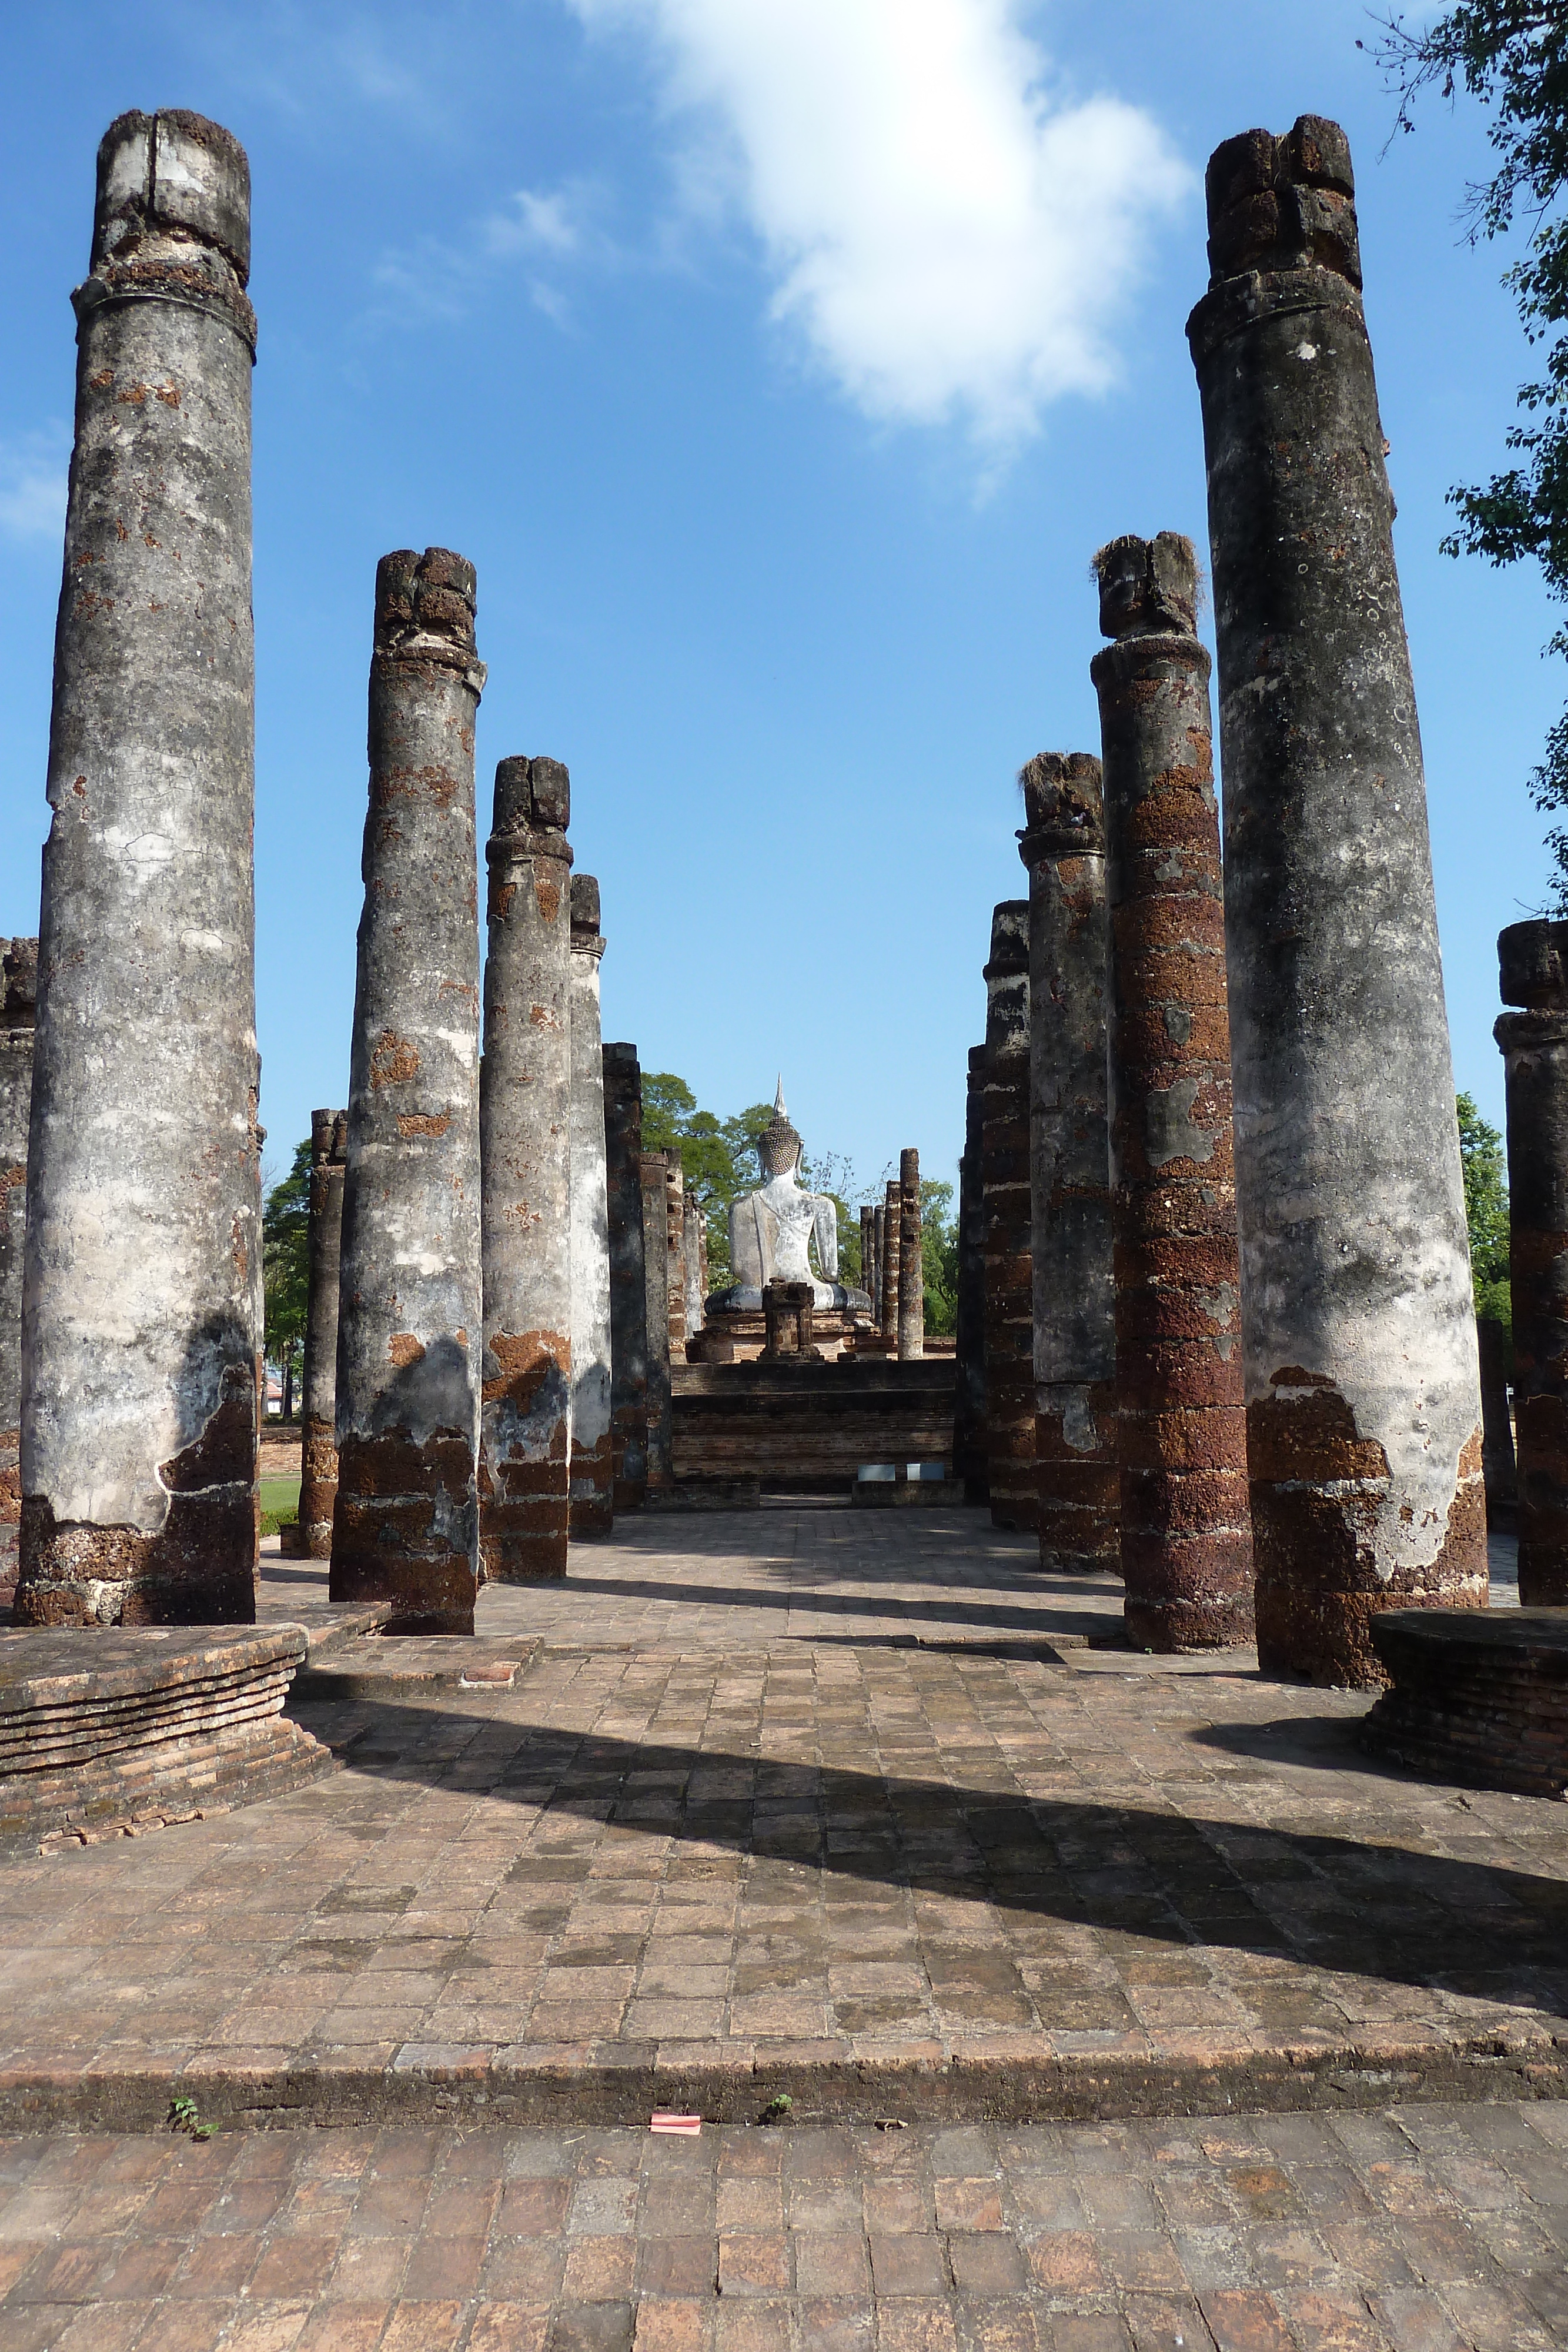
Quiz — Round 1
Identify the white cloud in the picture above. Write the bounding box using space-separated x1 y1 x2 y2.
567 0 1191 450
0 429 68 541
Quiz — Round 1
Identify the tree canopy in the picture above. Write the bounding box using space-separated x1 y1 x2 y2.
1376 6 1568 891
262 1137 311 1409
1456 1088 1513 1329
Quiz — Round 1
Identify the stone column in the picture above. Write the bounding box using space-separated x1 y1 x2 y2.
898 1148 924 1360
603 1044 649 1509
332 550 484 1633
0 943 37 1602
1190 116 1486 1679
1476 1317 1517 1532
880 1180 901 1345
641 1151 673 1486
666 1160 687 1362
871 1204 885 1329
479 755 574 1581
953 1045 988 1501
982 903 1036 1529
860 1207 877 1320
1019 754 1118 1576
684 1190 706 1342
299 1108 347 1560
19 112 260 1629
1497 918 1568 1601
567 874 613 1539
1092 533 1253 1651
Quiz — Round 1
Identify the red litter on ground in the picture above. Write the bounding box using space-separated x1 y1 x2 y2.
649 2113 702 2135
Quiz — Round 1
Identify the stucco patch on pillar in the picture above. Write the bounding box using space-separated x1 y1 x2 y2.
1189 115 1485 1682
19 112 260 1629
479 755 574 1582
0 942 37 1603
1092 533 1253 1652
1019 754 1118 1577
332 549 484 1633
1497 919 1568 1602
300 1109 347 1559
982 904 1036 1530
603 1044 649 1510
569 874 613 1538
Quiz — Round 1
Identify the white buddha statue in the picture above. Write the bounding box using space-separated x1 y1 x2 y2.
720 1083 868 1313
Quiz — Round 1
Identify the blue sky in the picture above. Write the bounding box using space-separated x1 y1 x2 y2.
0 1 1554 1203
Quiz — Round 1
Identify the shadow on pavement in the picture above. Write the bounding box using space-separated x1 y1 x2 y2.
288 1693 1568 2013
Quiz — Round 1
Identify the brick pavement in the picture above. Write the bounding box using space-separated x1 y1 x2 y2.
0 1510 1559 2131
0 2100 1566 2350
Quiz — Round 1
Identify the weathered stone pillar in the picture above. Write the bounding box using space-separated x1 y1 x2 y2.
19 113 260 1629
0 943 37 1602
684 1190 706 1342
1497 918 1568 1601
1019 754 1118 1576
641 1151 673 1487
603 1044 649 1509
479 754 573 1582
982 903 1036 1529
898 1148 924 1360
859 1207 877 1324
1190 116 1486 1679
880 1181 901 1345
666 1160 687 1362
1091 533 1253 1651
953 1045 988 1501
568 874 613 1539
299 1109 347 1559
332 550 484 1633
871 1204 886 1330
1476 1317 1516 1531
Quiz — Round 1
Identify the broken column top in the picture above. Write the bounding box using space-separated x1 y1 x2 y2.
492 753 571 844
1 940 37 1030
1203 114 1359 290
1094 534 1199 640
1018 751 1104 860
373 549 484 686
571 874 602 938
92 109 251 280
1499 919 1568 1012
985 900 1029 978
310 1107 348 1165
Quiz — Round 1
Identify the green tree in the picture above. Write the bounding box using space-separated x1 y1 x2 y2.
263 1137 311 1418
1376 7 1568 894
1456 1089 1513 1330
921 1177 959 1337
641 1073 774 1288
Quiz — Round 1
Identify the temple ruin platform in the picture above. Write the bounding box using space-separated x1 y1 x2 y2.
0 1511 1556 2135
0 1625 343 1857
1362 1607 1568 1798
670 1359 955 1493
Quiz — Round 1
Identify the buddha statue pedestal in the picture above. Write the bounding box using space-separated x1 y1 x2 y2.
687 1083 871 1364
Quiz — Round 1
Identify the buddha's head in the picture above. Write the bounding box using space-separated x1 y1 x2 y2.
757 1080 803 1181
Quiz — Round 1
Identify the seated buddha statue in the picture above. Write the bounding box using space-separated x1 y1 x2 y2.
717 1083 870 1314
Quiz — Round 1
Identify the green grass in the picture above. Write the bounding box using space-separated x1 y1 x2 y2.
260 1476 300 1535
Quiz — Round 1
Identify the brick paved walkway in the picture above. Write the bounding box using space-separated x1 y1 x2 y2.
1 2101 1565 2350
0 1510 1557 2133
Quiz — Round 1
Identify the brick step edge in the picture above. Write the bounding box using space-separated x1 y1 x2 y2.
0 2034 1564 2134
0 1720 337 1857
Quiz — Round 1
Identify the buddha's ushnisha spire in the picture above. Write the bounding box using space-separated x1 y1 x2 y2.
775 1076 787 1118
